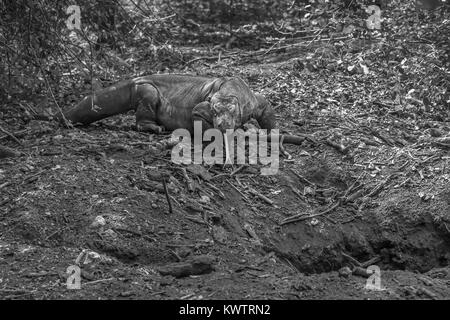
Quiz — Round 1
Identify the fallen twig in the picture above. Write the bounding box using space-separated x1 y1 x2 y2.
345 188 366 203
342 252 362 267
180 167 195 192
44 226 69 240
205 181 225 199
343 172 365 199
211 164 247 180
367 174 396 198
185 54 236 66
227 180 249 201
433 141 450 150
281 201 341 225
248 188 274 206
185 215 208 225
0 129 28 141
0 125 22 145
162 178 173 214
289 169 316 186
361 255 382 268
84 278 115 286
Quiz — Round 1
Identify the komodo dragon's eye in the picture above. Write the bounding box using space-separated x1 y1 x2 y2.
212 96 237 111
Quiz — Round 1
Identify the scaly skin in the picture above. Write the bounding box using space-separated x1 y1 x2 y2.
62 74 276 134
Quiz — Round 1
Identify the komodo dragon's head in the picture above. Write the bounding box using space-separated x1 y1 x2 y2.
210 92 240 132
209 77 256 132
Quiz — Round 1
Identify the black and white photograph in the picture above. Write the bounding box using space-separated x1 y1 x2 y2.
0 0 449 304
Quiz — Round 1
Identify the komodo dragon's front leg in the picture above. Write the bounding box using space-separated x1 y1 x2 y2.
253 93 305 146
191 101 214 132
253 93 276 130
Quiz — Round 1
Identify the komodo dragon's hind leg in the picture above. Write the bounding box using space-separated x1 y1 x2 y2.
135 83 165 134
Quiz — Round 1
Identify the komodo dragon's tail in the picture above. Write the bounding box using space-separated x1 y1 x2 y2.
32 79 137 126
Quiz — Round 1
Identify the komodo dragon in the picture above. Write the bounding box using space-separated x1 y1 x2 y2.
48 74 305 144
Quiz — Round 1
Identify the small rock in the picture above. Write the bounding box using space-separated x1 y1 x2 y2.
293 280 313 291
339 266 352 278
119 291 135 297
91 216 106 228
429 128 443 137
81 269 96 281
102 228 118 240
199 195 210 204
157 255 215 278
243 223 260 242
212 225 228 244
84 251 102 264
75 249 111 266
185 200 203 213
